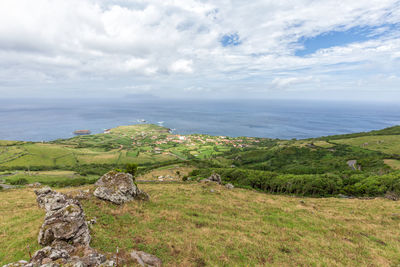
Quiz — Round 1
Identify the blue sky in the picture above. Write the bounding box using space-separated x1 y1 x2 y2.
0 0 399 101
295 25 390 56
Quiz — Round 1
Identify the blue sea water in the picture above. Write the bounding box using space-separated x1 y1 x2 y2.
0 98 399 141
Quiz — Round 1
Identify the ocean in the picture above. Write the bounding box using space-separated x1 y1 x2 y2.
0 98 399 141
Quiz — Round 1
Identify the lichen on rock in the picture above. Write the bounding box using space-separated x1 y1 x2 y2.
93 171 149 204
34 187 91 247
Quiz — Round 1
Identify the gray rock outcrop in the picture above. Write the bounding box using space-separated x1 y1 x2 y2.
35 187 91 247
94 171 149 204
3 186 160 267
208 173 222 184
4 187 114 267
200 173 222 184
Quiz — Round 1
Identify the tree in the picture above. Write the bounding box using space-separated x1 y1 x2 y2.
125 163 138 179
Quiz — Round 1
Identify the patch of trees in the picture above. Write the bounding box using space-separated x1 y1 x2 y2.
228 145 389 175
190 168 400 197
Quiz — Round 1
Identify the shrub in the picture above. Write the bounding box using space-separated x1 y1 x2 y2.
125 163 138 179
10 178 28 185
194 168 400 197
41 178 96 188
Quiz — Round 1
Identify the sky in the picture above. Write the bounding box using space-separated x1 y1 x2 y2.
0 0 400 101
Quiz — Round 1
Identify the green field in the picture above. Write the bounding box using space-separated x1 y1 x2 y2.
1 124 400 197
0 124 251 169
2 124 400 266
2 185 400 266
332 135 400 155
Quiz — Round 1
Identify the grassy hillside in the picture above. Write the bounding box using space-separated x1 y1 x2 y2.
1 124 400 197
2 125 400 266
2 184 400 266
332 135 400 155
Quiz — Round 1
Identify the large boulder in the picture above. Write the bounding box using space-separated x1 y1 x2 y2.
35 187 91 247
94 171 149 204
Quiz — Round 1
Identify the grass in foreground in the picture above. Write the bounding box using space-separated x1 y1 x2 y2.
1 184 400 266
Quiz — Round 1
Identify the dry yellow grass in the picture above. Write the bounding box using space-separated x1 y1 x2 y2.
332 135 400 154
384 159 400 170
1 184 400 266
0 188 44 264
137 165 194 181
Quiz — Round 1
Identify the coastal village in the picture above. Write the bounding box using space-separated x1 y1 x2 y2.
98 124 264 159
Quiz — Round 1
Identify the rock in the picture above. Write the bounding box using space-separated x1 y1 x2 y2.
30 246 69 265
0 183 16 190
2 260 32 267
130 250 162 267
94 171 149 204
384 191 399 201
78 246 107 266
51 240 76 254
34 187 91 247
40 263 60 267
27 182 42 188
136 190 150 201
75 189 91 200
4 188 113 267
98 260 115 267
62 258 86 267
208 173 221 184
225 183 234 189
210 189 215 193
200 173 222 184
87 217 97 225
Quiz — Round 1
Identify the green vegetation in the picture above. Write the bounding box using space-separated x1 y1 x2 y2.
3 171 98 188
125 163 138 179
0 123 400 197
2 185 400 266
332 135 400 155
190 168 400 197
2 124 400 266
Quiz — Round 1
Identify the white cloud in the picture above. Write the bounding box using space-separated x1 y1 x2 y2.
169 59 193 73
271 76 315 88
0 0 399 100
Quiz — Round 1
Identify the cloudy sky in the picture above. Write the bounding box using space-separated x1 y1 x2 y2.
1 0 400 101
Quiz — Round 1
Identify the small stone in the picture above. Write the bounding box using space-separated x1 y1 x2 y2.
208 173 222 184
130 250 162 267
99 260 115 267
225 183 234 189
31 246 69 265
2 260 31 267
384 192 399 201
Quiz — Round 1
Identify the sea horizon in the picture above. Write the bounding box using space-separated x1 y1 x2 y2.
1 98 399 142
